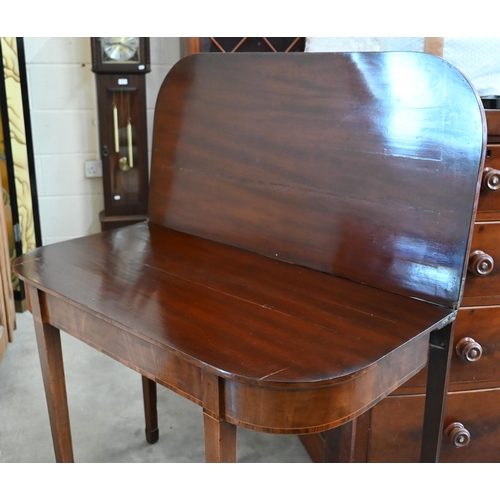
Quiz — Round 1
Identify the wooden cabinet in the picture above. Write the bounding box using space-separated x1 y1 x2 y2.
360 108 500 462
180 37 305 57
301 108 500 463
392 306 500 393
369 388 500 462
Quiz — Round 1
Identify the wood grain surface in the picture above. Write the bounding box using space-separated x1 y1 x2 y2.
149 52 485 307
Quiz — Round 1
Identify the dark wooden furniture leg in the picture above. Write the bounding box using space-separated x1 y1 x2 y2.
142 375 159 444
420 322 454 462
324 420 356 463
299 412 371 462
202 372 237 462
28 285 74 463
203 412 237 463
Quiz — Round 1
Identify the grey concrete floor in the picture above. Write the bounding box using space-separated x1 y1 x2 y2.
0 311 312 463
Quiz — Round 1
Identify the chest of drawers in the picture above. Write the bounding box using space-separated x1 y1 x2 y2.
363 108 500 462
299 108 499 463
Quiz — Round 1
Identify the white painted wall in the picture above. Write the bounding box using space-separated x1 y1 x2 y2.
306 37 500 97
23 37 181 246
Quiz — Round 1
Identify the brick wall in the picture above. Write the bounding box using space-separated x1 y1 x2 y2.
23 37 181 245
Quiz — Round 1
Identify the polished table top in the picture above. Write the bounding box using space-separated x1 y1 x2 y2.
15 222 454 389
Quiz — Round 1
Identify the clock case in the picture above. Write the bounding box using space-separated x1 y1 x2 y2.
91 38 150 230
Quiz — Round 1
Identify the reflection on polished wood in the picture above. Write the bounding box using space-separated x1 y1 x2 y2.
14 52 485 462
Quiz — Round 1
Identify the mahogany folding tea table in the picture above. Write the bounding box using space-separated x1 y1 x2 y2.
14 51 486 462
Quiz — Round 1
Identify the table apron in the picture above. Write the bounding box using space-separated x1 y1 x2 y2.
41 290 431 434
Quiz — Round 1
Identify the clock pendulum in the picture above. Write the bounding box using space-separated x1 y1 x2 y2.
113 90 133 176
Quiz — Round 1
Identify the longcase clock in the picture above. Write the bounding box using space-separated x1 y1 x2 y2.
91 37 150 231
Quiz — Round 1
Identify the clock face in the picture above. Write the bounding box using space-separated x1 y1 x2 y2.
101 37 140 63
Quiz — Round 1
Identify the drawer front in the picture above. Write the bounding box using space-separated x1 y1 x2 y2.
368 388 500 462
485 110 500 142
477 145 500 219
462 222 500 306
397 306 500 392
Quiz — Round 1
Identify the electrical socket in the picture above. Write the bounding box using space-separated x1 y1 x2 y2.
85 160 103 178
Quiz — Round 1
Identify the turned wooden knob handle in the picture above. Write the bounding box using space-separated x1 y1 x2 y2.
445 422 471 448
482 167 500 191
456 337 482 362
468 250 494 276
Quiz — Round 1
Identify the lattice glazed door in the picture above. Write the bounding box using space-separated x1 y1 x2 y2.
202 37 305 52
182 37 305 55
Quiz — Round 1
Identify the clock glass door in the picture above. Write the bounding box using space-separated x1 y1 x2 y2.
96 74 149 217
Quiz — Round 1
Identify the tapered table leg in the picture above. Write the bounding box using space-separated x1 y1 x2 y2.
324 419 356 462
29 286 74 463
142 375 159 444
420 321 454 462
201 371 237 462
203 411 237 463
